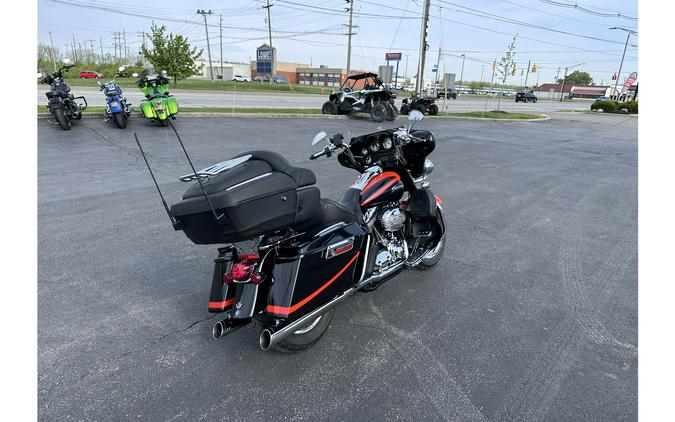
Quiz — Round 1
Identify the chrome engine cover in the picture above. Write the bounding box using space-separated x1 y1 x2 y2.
380 208 406 232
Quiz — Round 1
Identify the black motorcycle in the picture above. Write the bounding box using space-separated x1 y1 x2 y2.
137 110 445 352
38 60 87 130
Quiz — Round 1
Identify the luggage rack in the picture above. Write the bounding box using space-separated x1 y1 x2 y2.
178 155 251 182
134 120 228 229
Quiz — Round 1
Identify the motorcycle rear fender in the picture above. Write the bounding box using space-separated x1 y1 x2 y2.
265 223 367 322
139 100 156 119
107 96 124 113
47 97 64 110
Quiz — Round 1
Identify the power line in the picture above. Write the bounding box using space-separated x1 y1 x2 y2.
537 0 637 21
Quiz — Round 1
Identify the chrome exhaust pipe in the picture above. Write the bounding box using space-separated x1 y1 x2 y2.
259 261 405 351
212 318 250 340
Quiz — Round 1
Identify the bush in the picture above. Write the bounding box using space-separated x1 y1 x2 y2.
624 100 638 114
590 100 618 112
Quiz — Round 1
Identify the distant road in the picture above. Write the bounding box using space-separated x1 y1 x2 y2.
38 86 589 113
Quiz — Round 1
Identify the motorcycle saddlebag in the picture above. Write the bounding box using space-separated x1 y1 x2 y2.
166 95 178 115
170 153 320 244
139 100 156 119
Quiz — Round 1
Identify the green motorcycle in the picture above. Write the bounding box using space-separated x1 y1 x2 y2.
133 70 178 127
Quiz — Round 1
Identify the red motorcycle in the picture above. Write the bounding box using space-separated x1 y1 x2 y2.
137 111 445 352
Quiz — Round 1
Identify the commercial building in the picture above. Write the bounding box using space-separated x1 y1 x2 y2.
297 66 345 87
191 60 250 80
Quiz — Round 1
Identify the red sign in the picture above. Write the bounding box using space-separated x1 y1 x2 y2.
623 72 637 89
385 52 402 61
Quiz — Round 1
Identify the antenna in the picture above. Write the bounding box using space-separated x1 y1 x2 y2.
134 133 182 230
167 119 226 225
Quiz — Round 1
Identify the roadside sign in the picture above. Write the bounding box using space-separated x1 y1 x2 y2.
623 72 637 89
385 52 402 61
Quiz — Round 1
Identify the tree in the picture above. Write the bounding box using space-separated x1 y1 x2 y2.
495 35 517 110
140 25 203 87
557 70 592 85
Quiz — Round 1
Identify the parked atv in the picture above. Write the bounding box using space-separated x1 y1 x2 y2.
321 72 397 122
38 59 88 130
400 94 439 116
133 68 178 127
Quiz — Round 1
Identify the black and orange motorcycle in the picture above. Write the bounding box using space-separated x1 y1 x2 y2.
137 110 445 352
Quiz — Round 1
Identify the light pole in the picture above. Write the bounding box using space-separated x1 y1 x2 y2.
458 53 465 94
559 62 585 102
196 9 215 81
610 27 637 101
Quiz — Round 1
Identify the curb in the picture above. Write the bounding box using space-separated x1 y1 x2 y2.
37 112 550 122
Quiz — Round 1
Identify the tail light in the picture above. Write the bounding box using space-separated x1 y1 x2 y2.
155 100 163 109
223 255 264 285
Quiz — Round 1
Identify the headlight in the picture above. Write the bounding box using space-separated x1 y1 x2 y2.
369 142 380 152
382 137 393 149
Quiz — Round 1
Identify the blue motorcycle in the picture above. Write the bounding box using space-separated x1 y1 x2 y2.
98 66 131 128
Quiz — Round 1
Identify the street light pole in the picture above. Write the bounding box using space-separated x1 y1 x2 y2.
197 9 215 81
559 62 585 102
458 53 465 94
610 27 636 101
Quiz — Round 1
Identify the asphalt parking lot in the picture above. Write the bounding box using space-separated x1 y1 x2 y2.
38 112 637 421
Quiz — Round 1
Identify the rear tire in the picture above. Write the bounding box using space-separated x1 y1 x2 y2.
384 102 397 121
322 101 337 115
160 119 169 127
53 108 71 130
370 103 387 122
400 104 409 115
428 104 439 116
257 308 335 353
113 112 127 129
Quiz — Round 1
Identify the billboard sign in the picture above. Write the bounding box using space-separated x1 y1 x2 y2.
385 52 402 61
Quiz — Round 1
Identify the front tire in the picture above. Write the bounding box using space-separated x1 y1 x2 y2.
384 102 397 121
113 112 127 129
428 104 439 116
416 206 446 270
371 103 387 122
322 101 338 115
400 104 409 115
53 108 71 130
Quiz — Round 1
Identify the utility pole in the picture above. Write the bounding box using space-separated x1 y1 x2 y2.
480 64 485 84
458 53 465 94
99 36 104 64
432 46 442 95
262 2 274 84
523 59 531 89
555 66 560 83
559 66 568 102
72 34 77 62
48 31 57 71
197 9 215 81
219 14 224 82
88 39 96 64
610 27 635 101
345 0 355 76
415 0 431 95
404 54 409 79
122 29 127 62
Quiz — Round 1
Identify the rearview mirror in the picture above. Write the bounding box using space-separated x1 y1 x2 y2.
409 110 424 121
132 73 139 77
63 58 71 64
161 70 168 76
118 66 125 72
312 131 327 146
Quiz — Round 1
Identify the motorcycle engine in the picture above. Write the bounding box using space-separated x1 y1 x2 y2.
379 208 406 232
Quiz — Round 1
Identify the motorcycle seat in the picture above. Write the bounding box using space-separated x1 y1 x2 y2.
233 150 316 187
320 198 357 226
46 90 68 98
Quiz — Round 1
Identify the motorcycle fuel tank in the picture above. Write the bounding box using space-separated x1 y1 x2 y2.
359 171 404 208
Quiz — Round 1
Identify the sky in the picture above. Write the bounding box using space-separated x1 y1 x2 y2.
37 0 638 86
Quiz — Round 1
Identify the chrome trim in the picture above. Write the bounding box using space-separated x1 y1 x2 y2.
326 238 354 259
315 222 347 238
225 172 272 191
357 235 371 285
179 154 252 182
